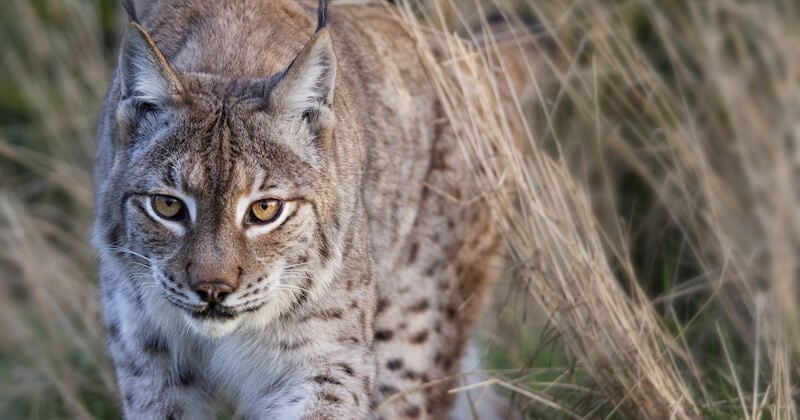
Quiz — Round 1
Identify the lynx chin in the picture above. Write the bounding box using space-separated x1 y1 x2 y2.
93 0 513 418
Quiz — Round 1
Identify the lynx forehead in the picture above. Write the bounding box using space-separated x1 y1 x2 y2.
93 0 510 418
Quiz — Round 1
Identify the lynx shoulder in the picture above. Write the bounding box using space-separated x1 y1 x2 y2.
94 1 507 418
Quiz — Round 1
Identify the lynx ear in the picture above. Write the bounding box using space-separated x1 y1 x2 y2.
272 29 337 117
118 22 182 106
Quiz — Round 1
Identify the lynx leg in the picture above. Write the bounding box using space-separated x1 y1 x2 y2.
102 276 213 420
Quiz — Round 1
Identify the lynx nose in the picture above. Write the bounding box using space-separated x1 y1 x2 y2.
192 281 235 304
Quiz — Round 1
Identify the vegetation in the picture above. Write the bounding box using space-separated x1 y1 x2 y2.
0 0 796 418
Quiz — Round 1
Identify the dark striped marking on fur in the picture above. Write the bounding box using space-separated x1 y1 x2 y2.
316 0 329 32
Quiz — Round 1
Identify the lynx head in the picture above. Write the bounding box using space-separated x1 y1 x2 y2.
96 15 344 337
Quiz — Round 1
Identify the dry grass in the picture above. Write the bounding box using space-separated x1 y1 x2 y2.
0 0 797 418
0 0 118 417
398 2 698 417
399 0 798 417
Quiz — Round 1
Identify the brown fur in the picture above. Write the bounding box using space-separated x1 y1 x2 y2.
94 1 506 418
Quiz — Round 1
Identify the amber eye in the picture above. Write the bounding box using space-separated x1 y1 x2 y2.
250 199 283 224
151 195 185 220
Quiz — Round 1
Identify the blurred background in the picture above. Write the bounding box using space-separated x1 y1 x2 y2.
0 0 797 418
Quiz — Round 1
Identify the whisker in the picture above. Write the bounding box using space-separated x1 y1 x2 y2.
280 271 311 277
282 261 313 270
128 261 153 271
104 245 156 264
275 284 312 293
277 278 310 284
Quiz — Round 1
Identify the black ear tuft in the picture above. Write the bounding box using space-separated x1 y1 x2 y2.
316 0 328 33
122 0 139 23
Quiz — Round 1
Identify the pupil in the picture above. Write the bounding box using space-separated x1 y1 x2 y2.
261 201 271 210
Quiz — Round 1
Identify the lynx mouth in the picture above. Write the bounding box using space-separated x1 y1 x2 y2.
189 303 239 321
182 305 244 337
162 293 238 320
162 288 267 336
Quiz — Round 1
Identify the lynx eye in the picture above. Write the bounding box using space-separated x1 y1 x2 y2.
249 199 283 224
151 195 185 220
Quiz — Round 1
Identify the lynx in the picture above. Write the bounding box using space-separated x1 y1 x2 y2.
94 0 511 418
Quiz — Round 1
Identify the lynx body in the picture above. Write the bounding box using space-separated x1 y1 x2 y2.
94 1 504 418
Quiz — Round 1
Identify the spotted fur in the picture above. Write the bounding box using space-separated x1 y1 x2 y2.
94 1 509 418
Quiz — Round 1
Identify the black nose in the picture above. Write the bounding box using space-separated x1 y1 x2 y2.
192 281 235 304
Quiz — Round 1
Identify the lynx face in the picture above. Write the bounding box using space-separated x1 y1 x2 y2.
98 23 339 337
